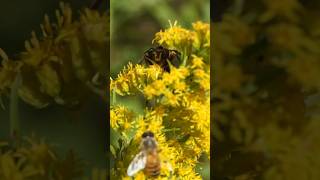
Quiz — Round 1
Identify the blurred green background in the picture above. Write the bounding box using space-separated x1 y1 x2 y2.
110 0 210 77
0 0 106 176
110 0 210 178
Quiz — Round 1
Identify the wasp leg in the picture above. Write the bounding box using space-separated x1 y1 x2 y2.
146 98 156 109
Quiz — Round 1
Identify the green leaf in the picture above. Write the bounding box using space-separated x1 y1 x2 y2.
110 145 116 157
110 128 121 150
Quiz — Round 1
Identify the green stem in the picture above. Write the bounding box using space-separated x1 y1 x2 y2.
181 46 189 67
162 128 181 132
112 88 117 105
234 0 244 15
182 55 188 67
10 73 21 138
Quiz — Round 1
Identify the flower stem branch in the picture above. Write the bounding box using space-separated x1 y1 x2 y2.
10 72 21 139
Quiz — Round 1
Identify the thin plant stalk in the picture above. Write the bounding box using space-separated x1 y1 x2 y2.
10 73 21 139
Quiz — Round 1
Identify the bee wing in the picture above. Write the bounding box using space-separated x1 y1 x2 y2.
127 151 147 176
167 162 173 173
162 160 174 173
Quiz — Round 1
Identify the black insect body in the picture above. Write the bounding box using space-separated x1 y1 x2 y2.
143 46 181 72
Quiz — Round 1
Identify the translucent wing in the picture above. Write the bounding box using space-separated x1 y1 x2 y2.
127 151 147 176
167 162 173 173
162 160 174 173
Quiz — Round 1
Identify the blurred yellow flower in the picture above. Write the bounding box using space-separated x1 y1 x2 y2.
192 21 210 49
261 0 302 22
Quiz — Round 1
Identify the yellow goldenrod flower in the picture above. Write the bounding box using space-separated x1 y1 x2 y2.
163 90 180 107
110 105 135 132
192 21 210 50
153 21 195 56
111 21 210 179
173 81 187 92
191 55 204 69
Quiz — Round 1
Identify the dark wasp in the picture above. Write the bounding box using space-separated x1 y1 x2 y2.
142 46 181 72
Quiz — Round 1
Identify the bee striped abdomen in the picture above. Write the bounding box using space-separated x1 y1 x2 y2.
145 153 161 177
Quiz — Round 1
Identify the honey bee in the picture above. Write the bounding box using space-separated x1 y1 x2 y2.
127 131 173 177
142 46 181 72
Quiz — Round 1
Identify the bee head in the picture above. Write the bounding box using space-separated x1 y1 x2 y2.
141 131 157 150
142 131 154 138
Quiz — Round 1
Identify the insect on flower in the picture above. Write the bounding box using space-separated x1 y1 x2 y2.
127 131 173 177
142 46 181 72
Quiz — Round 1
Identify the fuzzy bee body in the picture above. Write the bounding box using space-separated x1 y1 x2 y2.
144 150 161 177
127 131 172 177
143 46 181 72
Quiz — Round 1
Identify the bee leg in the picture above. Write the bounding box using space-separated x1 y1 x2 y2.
144 56 156 65
173 50 181 55
146 98 156 109
163 59 174 72
144 47 155 54
163 64 170 72
158 52 162 62
138 58 145 65
168 53 181 69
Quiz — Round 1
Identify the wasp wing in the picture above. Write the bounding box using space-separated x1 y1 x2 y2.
127 151 147 176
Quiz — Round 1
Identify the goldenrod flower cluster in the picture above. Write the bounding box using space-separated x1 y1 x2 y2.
0 136 107 180
213 0 320 179
0 137 81 179
110 21 210 179
0 3 109 108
